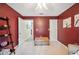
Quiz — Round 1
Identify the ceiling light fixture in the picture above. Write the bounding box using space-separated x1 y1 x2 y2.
35 3 48 11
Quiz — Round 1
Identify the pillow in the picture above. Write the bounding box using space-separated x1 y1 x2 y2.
74 50 79 55
68 44 79 54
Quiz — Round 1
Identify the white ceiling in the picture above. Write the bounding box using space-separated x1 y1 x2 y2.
7 3 74 16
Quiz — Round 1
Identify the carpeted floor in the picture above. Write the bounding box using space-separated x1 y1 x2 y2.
15 41 68 55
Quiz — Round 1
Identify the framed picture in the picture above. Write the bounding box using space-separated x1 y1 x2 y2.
63 17 71 28
74 14 79 27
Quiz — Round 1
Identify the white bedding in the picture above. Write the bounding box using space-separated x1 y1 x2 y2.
15 41 68 55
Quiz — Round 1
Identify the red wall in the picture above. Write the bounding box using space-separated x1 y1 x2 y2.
0 3 21 48
58 3 79 46
34 17 49 39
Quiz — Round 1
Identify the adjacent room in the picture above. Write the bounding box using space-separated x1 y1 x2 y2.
0 3 79 55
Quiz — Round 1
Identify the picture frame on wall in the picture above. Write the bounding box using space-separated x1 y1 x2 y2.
63 17 71 28
74 14 79 27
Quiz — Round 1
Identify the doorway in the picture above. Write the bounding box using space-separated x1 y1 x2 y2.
50 19 57 42
18 17 34 46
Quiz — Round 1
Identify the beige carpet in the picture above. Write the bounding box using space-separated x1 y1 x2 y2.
15 41 68 55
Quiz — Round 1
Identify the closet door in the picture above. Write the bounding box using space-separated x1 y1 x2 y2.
50 19 57 41
25 20 34 42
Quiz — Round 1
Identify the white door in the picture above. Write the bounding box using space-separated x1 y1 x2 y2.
18 17 33 46
50 19 57 41
25 20 33 42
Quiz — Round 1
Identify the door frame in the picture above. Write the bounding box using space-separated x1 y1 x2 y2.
18 17 34 46
49 19 58 41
